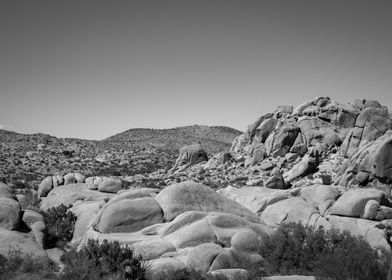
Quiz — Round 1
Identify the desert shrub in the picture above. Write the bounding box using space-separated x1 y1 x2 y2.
0 247 58 280
59 239 148 280
319 173 332 185
41 204 77 246
260 222 391 280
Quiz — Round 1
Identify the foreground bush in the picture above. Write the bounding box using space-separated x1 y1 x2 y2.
0 247 58 280
59 239 148 280
260 222 391 280
41 204 77 246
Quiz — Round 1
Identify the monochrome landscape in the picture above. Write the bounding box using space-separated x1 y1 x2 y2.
1 1 392 280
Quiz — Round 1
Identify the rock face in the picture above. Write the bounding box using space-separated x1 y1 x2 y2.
341 107 392 157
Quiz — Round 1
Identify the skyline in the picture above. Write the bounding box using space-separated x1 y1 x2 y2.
1 0 392 140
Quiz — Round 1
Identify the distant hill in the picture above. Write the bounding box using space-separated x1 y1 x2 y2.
104 125 242 154
0 125 241 187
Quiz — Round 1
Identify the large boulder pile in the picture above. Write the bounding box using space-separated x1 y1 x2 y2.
2 96 392 279
55 182 274 278
38 172 86 197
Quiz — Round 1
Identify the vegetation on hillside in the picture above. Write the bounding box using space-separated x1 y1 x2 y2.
0 125 241 187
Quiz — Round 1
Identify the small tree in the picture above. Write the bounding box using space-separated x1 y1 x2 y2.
41 204 77 246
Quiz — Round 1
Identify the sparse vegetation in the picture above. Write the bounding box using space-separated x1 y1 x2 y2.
259 222 391 280
0 247 58 280
59 239 148 280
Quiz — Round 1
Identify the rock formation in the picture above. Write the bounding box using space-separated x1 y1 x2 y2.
2 96 392 279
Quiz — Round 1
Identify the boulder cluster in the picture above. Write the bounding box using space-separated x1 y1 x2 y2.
2 96 392 279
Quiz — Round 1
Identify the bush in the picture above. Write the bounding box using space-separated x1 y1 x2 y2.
260 222 391 280
59 239 148 280
0 247 58 280
41 204 77 246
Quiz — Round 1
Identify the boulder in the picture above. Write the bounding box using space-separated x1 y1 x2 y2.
300 185 340 215
64 172 77 185
164 218 216 248
274 105 293 118
373 136 392 183
132 238 176 260
206 212 273 247
244 143 266 166
98 178 122 193
230 229 259 252
329 189 384 218
210 269 251 280
186 243 223 273
341 108 392 157
246 113 274 140
70 200 103 244
22 209 45 248
38 176 53 197
0 182 16 200
154 182 261 223
0 198 21 230
260 197 319 227
265 121 299 157
94 196 164 233
74 173 86 183
265 168 285 189
253 117 278 144
284 154 319 183
171 144 208 172
296 116 341 147
362 200 379 220
218 186 292 214
0 182 21 230
205 152 232 169
40 183 114 211
0 228 46 257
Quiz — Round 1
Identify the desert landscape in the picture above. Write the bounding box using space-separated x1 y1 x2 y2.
2 96 392 279
1 1 392 279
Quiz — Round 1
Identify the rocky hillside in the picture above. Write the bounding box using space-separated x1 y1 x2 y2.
2 96 392 279
0 125 241 188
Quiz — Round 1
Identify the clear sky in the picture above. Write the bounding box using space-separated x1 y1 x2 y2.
1 0 391 140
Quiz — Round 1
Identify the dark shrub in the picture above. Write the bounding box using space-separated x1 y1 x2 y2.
59 239 148 280
41 204 77 246
260 222 390 280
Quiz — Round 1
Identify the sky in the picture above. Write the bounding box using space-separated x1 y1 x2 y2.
0 0 391 140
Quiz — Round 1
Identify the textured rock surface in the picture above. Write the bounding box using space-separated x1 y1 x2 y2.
40 183 114 211
154 182 261 223
0 182 21 230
